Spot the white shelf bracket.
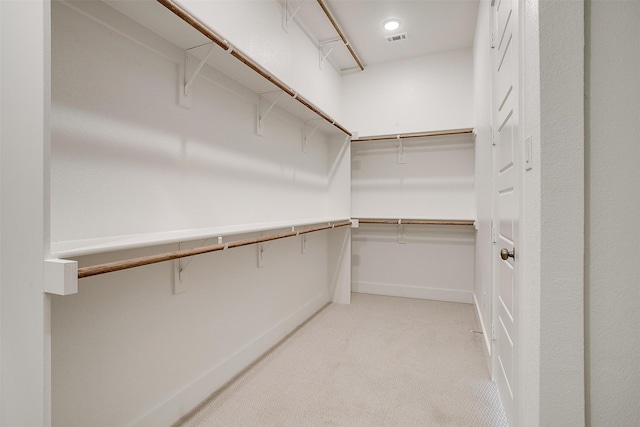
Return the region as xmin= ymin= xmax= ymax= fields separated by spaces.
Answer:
xmin=174 ymin=237 xmax=219 ymax=293
xmin=179 ymin=43 xmax=215 ymax=108
xmin=257 ymin=232 xmax=276 ymax=267
xmin=185 ymin=44 xmax=215 ymax=95
xmin=303 ymin=119 xmax=323 ymax=152
xmin=282 ymin=0 xmax=303 ymax=32
xmin=397 ymin=219 xmax=406 ymax=244
xmin=397 ymin=135 xmax=406 ymax=164
xmin=173 ymin=259 xmax=185 ymax=294
xmin=257 ymin=91 xmax=284 ymax=136
xmin=258 ymin=243 xmax=265 ymax=267
xmin=301 ymin=233 xmax=308 ymax=254
xmin=319 ymin=38 xmax=340 ymax=70
xmin=174 ymin=242 xmax=188 ymax=294
xmin=44 ymin=259 xmax=78 ymax=296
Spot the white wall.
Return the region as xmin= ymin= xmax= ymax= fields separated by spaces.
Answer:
xmin=50 ymin=1 xmax=349 ymax=425
xmin=342 ymin=49 xmax=473 ymax=137
xmin=585 ymin=1 xmax=640 ymax=424
xmin=352 ymin=224 xmax=475 ymax=303
xmin=351 ymin=135 xmax=475 ymax=220
xmin=0 ymin=1 xmax=51 ymax=426
xmin=51 ymin=1 xmax=339 ymax=245
xmin=345 ymin=46 xmax=475 ymax=304
xmin=520 ymin=0 xmax=542 ymax=424
xmin=350 ymin=132 xmax=475 ymax=303
xmin=472 ymin=0 xmax=493 ymax=361
xmin=521 ymin=0 xmax=585 ymax=425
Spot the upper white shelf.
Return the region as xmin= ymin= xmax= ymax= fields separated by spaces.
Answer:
xmin=51 ymin=216 xmax=351 ymax=258
xmin=104 ymin=0 xmax=351 ymax=138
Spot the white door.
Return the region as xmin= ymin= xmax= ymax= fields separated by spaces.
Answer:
xmin=492 ymin=0 xmax=520 ymax=424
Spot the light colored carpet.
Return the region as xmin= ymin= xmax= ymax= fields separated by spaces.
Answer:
xmin=174 ymin=293 xmax=508 ymax=426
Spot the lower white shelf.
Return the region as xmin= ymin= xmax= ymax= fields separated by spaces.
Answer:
xmin=51 ymin=216 xmax=350 ymax=258
xmin=353 ymin=217 xmax=476 ymax=226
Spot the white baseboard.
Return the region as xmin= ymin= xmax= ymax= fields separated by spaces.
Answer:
xmin=352 ymin=281 xmax=473 ymax=304
xmin=472 ymin=293 xmax=492 ymax=374
xmin=133 ymin=291 xmax=330 ymax=426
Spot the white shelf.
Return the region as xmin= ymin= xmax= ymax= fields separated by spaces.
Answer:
xmin=51 ymin=216 xmax=350 ymax=258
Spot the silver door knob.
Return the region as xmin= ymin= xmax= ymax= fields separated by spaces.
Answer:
xmin=500 ymin=248 xmax=515 ymax=260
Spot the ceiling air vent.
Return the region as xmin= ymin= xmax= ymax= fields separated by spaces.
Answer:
xmin=386 ymin=32 xmax=407 ymax=43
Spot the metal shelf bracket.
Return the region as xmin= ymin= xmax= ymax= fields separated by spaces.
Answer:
xmin=319 ymin=38 xmax=341 ymax=70
xmin=257 ymin=230 xmax=277 ymax=267
xmin=282 ymin=0 xmax=304 ymax=33
xmin=397 ymin=219 xmax=406 ymax=244
xmin=179 ymin=43 xmax=215 ymax=108
xmin=397 ymin=135 xmax=406 ymax=164
xmin=258 ymin=243 xmax=264 ymax=267
xmin=257 ymin=91 xmax=284 ymax=136
xmin=303 ymin=119 xmax=323 ymax=152
xmin=174 ymin=237 xmax=220 ymax=293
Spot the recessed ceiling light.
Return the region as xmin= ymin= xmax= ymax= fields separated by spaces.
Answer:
xmin=383 ymin=19 xmax=401 ymax=31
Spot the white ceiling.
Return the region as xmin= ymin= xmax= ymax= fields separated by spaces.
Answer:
xmin=294 ymin=0 xmax=480 ymax=72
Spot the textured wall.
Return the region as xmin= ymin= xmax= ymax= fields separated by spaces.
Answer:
xmin=585 ymin=1 xmax=640 ymax=424
xmin=538 ymin=1 xmax=585 ymax=425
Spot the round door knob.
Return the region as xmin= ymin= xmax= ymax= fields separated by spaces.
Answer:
xmin=500 ymin=248 xmax=515 ymax=260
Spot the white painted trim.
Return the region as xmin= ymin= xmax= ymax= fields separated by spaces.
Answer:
xmin=131 ymin=291 xmax=329 ymax=426
xmin=473 ymin=294 xmax=492 ymax=374
xmin=352 ymin=281 xmax=473 ymax=304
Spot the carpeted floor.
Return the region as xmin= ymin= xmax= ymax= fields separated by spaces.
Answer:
xmin=174 ymin=293 xmax=508 ymax=426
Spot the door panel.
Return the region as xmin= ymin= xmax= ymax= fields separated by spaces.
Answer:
xmin=497 ymin=316 xmax=514 ymax=398
xmin=492 ymin=0 xmax=519 ymax=423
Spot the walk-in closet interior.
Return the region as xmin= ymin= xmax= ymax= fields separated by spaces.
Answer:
xmin=6 ymin=0 xmax=640 ymax=425
xmin=46 ymin=0 xmax=494 ymax=424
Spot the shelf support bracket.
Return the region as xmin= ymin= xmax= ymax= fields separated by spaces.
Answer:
xmin=282 ymin=0 xmax=303 ymax=33
xmin=397 ymin=135 xmax=406 ymax=164
xmin=179 ymin=43 xmax=215 ymax=108
xmin=174 ymin=237 xmax=219 ymax=293
xmin=257 ymin=91 xmax=284 ymax=136
xmin=319 ymin=38 xmax=340 ymax=70
xmin=303 ymin=119 xmax=323 ymax=152
xmin=257 ymin=231 xmax=276 ymax=267
xmin=185 ymin=44 xmax=215 ymax=95
xmin=397 ymin=219 xmax=406 ymax=244
xmin=258 ymin=242 xmax=267 ymax=267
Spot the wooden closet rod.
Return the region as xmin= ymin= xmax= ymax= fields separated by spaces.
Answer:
xmin=156 ymin=0 xmax=352 ymax=137
xmin=77 ymin=220 xmax=352 ymax=279
xmin=316 ymin=0 xmax=365 ymax=71
xmin=357 ymin=218 xmax=475 ymax=226
xmin=351 ymin=128 xmax=474 ymax=143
